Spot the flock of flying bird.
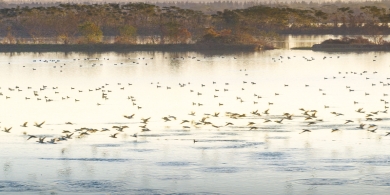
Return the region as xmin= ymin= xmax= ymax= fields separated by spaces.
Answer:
xmin=1 ymin=54 xmax=390 ymax=144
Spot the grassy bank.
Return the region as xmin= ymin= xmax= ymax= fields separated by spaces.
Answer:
xmin=0 ymin=44 xmax=267 ymax=53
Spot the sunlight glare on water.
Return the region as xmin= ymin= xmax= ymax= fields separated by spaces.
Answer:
xmin=0 ymin=49 xmax=390 ymax=194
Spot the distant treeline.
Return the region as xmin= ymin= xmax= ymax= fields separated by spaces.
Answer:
xmin=3 ymin=1 xmax=286 ymax=14
xmin=4 ymin=0 xmax=390 ymax=14
xmin=1 ymin=2 xmax=390 ymax=45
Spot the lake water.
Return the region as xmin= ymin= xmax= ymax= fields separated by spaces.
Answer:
xmin=7 ymin=34 xmax=378 ymax=48
xmin=0 ymin=46 xmax=390 ymax=194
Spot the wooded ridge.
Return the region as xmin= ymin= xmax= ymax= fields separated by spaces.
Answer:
xmin=0 ymin=2 xmax=389 ymax=46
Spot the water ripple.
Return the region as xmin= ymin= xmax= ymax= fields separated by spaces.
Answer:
xmin=319 ymin=165 xmax=356 ymax=171
xmin=294 ymin=178 xmax=357 ymax=185
xmin=54 ymin=180 xmax=126 ymax=193
xmin=156 ymin=161 xmax=193 ymax=167
xmin=92 ymin=144 xmax=122 ymax=147
xmin=254 ymin=152 xmax=288 ymax=160
xmin=200 ymin=167 xmax=240 ymax=173
xmin=0 ymin=181 xmax=46 ymax=192
xmin=359 ymin=174 xmax=390 ymax=186
xmin=39 ymin=158 xmax=132 ymax=162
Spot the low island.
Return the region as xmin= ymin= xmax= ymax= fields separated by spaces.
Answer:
xmin=311 ymin=37 xmax=390 ymax=51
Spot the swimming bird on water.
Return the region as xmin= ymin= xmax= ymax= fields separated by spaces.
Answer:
xmin=113 ymin=126 xmax=128 ymax=132
xmin=20 ymin=122 xmax=28 ymax=127
xmin=247 ymin=122 xmax=255 ymax=126
xmin=284 ymin=114 xmax=293 ymax=120
xmin=142 ymin=128 xmax=151 ymax=132
xmin=181 ymin=120 xmax=190 ymax=124
xmin=367 ymin=128 xmax=377 ymax=133
xmin=168 ymin=115 xmax=177 ymax=120
xmin=331 ymin=112 xmax=343 ymax=116
xmin=110 ymin=133 xmax=119 ymax=138
xmin=345 ymin=120 xmax=354 ymax=124
xmin=65 ymin=133 xmax=74 ymax=139
xmin=101 ymin=128 xmax=109 ymax=132
xmin=2 ymin=127 xmax=12 ymax=133
xmin=356 ymin=108 xmax=365 ymax=113
xmin=47 ymin=138 xmax=56 ymax=144
xmin=300 ymin=129 xmax=311 ymax=134
xmin=203 ymin=121 xmax=212 ymax=125
xmin=34 ymin=121 xmax=45 ymax=128
xmin=79 ymin=131 xmax=90 ymax=136
xmin=354 ymin=122 xmax=364 ymax=128
xmin=225 ymin=122 xmax=233 ymax=126
xmin=124 ymin=114 xmax=135 ymax=119
xmin=27 ymin=135 xmax=37 ymax=140
xmin=141 ymin=118 xmax=151 ymax=124
xmin=36 ymin=137 xmax=46 ymax=143
xmin=274 ymin=119 xmax=284 ymax=124
xmin=368 ymin=124 xmax=377 ymax=129
xmin=371 ymin=111 xmax=379 ymax=115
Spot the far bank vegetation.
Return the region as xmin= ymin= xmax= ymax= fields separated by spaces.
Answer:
xmin=1 ymin=1 xmax=390 ymax=46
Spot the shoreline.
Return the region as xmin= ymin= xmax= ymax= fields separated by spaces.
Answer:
xmin=0 ymin=44 xmax=266 ymax=53
xmin=291 ymin=44 xmax=390 ymax=52
xmin=311 ymin=44 xmax=390 ymax=51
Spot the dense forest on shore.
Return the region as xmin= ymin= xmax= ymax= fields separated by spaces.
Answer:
xmin=1 ymin=1 xmax=390 ymax=46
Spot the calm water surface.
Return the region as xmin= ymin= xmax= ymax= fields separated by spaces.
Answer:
xmin=0 ymin=49 xmax=390 ymax=194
